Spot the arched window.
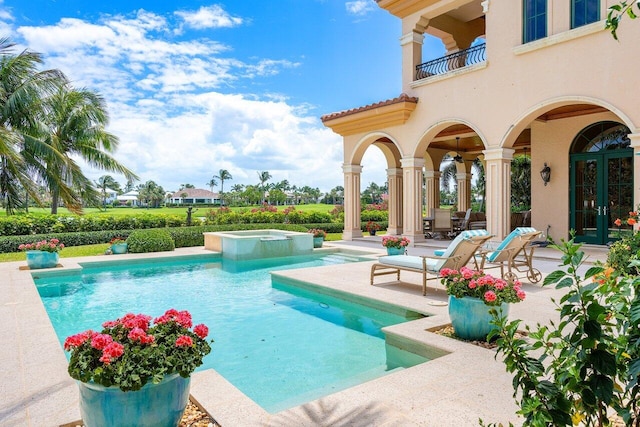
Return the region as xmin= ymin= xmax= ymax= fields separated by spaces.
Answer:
xmin=570 ymin=121 xmax=630 ymax=153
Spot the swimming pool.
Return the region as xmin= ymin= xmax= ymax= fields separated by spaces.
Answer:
xmin=34 ymin=252 xmax=428 ymax=413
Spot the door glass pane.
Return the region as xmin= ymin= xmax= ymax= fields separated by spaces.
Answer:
xmin=607 ymin=156 xmax=634 ymax=240
xmin=574 ymin=159 xmax=598 ymax=238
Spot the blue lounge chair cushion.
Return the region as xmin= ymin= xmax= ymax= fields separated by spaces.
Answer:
xmin=432 ymin=229 xmax=489 ymax=260
xmin=485 ymin=227 xmax=537 ymax=262
xmin=378 ymin=255 xmax=439 ymax=272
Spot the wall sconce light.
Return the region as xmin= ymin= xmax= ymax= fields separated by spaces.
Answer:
xmin=540 ymin=163 xmax=551 ymax=186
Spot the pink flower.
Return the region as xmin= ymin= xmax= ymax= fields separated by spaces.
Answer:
xmin=516 ymin=289 xmax=526 ymax=300
xmin=468 ymin=280 xmax=477 ymax=289
xmin=484 ymin=291 xmax=497 ymax=303
xmin=128 ymin=327 xmax=146 ymax=341
xmin=18 ymin=244 xmax=25 ymax=250
xmin=102 ymin=320 xmax=120 ymax=329
xmin=64 ymin=330 xmax=94 ymax=350
xmin=100 ymin=342 xmax=124 ymax=364
xmin=194 ymin=324 xmax=209 ymax=339
xmin=176 ymin=335 xmax=193 ymax=347
xmin=91 ymin=333 xmax=114 ymax=350
xmin=494 ymin=279 xmax=506 ymax=290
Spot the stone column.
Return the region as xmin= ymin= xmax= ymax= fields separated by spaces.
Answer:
xmin=629 ymin=133 xmax=640 ymax=210
xmin=456 ymin=172 xmax=472 ymax=211
xmin=342 ymin=164 xmax=363 ymax=240
xmin=483 ymin=148 xmax=514 ymax=239
xmin=401 ymin=157 xmax=426 ymax=244
xmin=400 ymin=31 xmax=424 ymax=87
xmin=424 ymin=170 xmax=441 ymax=217
xmin=386 ymin=168 xmax=403 ymax=235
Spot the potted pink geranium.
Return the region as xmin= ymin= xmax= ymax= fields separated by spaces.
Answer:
xmin=440 ymin=267 xmax=526 ymax=341
xmin=381 ymin=235 xmax=410 ymax=255
xmin=19 ymin=238 xmax=64 ymax=269
xmin=64 ymin=309 xmax=212 ymax=427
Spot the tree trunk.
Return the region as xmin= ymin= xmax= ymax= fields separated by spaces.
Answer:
xmin=51 ymin=191 xmax=59 ymax=214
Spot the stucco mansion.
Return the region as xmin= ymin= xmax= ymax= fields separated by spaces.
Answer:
xmin=322 ymin=0 xmax=639 ymax=246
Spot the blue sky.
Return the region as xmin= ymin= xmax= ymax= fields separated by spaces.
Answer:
xmin=2 ymin=0 xmax=443 ymax=194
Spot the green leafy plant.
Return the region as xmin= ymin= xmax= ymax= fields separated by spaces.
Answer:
xmin=126 ymin=229 xmax=175 ymax=253
xmin=65 ymin=309 xmax=212 ymax=391
xmin=440 ymin=267 xmax=526 ymax=306
xmin=607 ymin=1 xmax=640 ymax=40
xmin=366 ymin=221 xmax=381 ymax=232
xmin=488 ymin=236 xmax=640 ymax=426
xmin=606 ymin=231 xmax=640 ymax=275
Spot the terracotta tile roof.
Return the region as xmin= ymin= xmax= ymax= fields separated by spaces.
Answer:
xmin=320 ymin=93 xmax=419 ymax=122
xmin=170 ymin=188 xmax=219 ymax=198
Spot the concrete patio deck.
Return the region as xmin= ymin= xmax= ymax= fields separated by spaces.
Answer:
xmin=0 ymin=239 xmax=609 ymax=426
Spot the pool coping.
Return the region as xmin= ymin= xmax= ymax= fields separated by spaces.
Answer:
xmin=2 ymin=243 xmax=603 ymax=426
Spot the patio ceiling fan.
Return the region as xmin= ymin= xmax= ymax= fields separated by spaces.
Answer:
xmin=444 ymin=137 xmax=465 ymax=163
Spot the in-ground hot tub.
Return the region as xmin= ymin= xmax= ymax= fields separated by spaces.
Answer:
xmin=203 ymin=229 xmax=314 ymax=260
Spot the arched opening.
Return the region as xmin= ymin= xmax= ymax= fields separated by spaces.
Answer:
xmin=569 ymin=121 xmax=632 ymax=244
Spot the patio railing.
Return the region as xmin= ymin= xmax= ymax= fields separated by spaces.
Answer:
xmin=415 ymin=43 xmax=486 ymax=80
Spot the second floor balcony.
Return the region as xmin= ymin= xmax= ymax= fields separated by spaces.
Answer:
xmin=415 ymin=43 xmax=486 ymax=81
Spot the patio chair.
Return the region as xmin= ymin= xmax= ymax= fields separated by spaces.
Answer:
xmin=370 ymin=230 xmax=492 ymax=296
xmin=476 ymin=227 xmax=542 ymax=283
xmin=431 ymin=208 xmax=453 ymax=239
xmin=451 ymin=208 xmax=472 ymax=237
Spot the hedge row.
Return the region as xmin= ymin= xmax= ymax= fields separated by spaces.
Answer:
xmin=0 ymin=213 xmax=186 ymax=236
xmin=0 ymin=223 xmax=310 ymax=253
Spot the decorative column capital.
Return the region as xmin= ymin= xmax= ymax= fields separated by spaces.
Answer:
xmin=424 ymin=170 xmax=441 ymax=179
xmin=400 ymin=31 xmax=424 ymax=46
xmin=483 ymin=147 xmax=515 ymax=161
xmin=400 ymin=157 xmax=425 ymax=168
xmin=342 ymin=164 xmax=363 ymax=174
xmin=386 ymin=168 xmax=403 ymax=177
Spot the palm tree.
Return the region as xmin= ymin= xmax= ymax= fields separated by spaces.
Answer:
xmin=0 ymin=37 xmax=67 ymax=214
xmin=35 ymin=84 xmax=138 ymax=214
xmin=95 ymin=175 xmax=120 ymax=209
xmin=206 ymin=177 xmax=217 ymax=193
xmin=257 ymin=171 xmax=271 ymax=203
xmin=213 ymin=169 xmax=232 ymax=206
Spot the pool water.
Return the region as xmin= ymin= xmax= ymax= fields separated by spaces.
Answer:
xmin=34 ymin=253 xmax=428 ymax=413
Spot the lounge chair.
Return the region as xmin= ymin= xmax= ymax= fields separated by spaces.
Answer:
xmin=476 ymin=227 xmax=542 ymax=283
xmin=370 ymin=230 xmax=492 ymax=295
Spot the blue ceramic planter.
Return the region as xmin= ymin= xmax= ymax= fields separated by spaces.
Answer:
xmin=111 ymin=243 xmax=128 ymax=254
xmin=386 ymin=246 xmax=405 ymax=256
xmin=79 ymin=374 xmax=190 ymax=427
xmin=313 ymin=237 xmax=324 ymax=248
xmin=25 ymin=250 xmax=59 ymax=269
xmin=448 ymin=296 xmax=509 ymax=341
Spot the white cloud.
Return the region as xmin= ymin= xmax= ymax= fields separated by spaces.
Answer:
xmin=175 ymin=5 xmax=243 ymax=30
xmin=13 ymin=6 xmax=346 ymax=193
xmin=345 ymin=0 xmax=376 ymax=16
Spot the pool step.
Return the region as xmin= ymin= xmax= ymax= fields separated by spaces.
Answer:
xmin=321 ymin=254 xmax=363 ymax=264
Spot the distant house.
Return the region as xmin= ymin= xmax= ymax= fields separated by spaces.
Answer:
xmin=117 ymin=190 xmax=141 ymax=207
xmin=169 ymin=188 xmax=220 ymax=205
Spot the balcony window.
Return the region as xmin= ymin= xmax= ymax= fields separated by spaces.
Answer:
xmin=523 ymin=0 xmax=547 ymax=43
xmin=572 ymin=0 xmax=600 ymax=29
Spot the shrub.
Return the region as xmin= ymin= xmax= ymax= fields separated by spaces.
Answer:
xmin=126 ymin=229 xmax=175 ymax=253
xmin=360 ymin=210 xmax=388 ymax=222
xmin=607 ymin=232 xmax=640 ymax=275
xmin=488 ymin=237 xmax=640 ymax=426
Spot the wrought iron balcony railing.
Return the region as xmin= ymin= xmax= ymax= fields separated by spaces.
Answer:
xmin=415 ymin=43 xmax=486 ymax=80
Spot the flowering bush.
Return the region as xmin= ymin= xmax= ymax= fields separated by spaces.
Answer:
xmin=440 ymin=267 xmax=526 ymax=306
xmin=366 ymin=221 xmax=381 ymax=232
xmin=110 ymin=237 xmax=126 ymax=245
xmin=614 ymin=210 xmax=639 ymax=228
xmin=308 ymin=228 xmax=327 ymax=238
xmin=18 ymin=238 xmax=64 ymax=253
xmin=381 ymin=235 xmax=410 ymax=249
xmin=65 ymin=309 xmax=212 ymax=391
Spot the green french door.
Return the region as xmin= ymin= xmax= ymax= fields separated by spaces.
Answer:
xmin=570 ymin=150 xmax=633 ymax=244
